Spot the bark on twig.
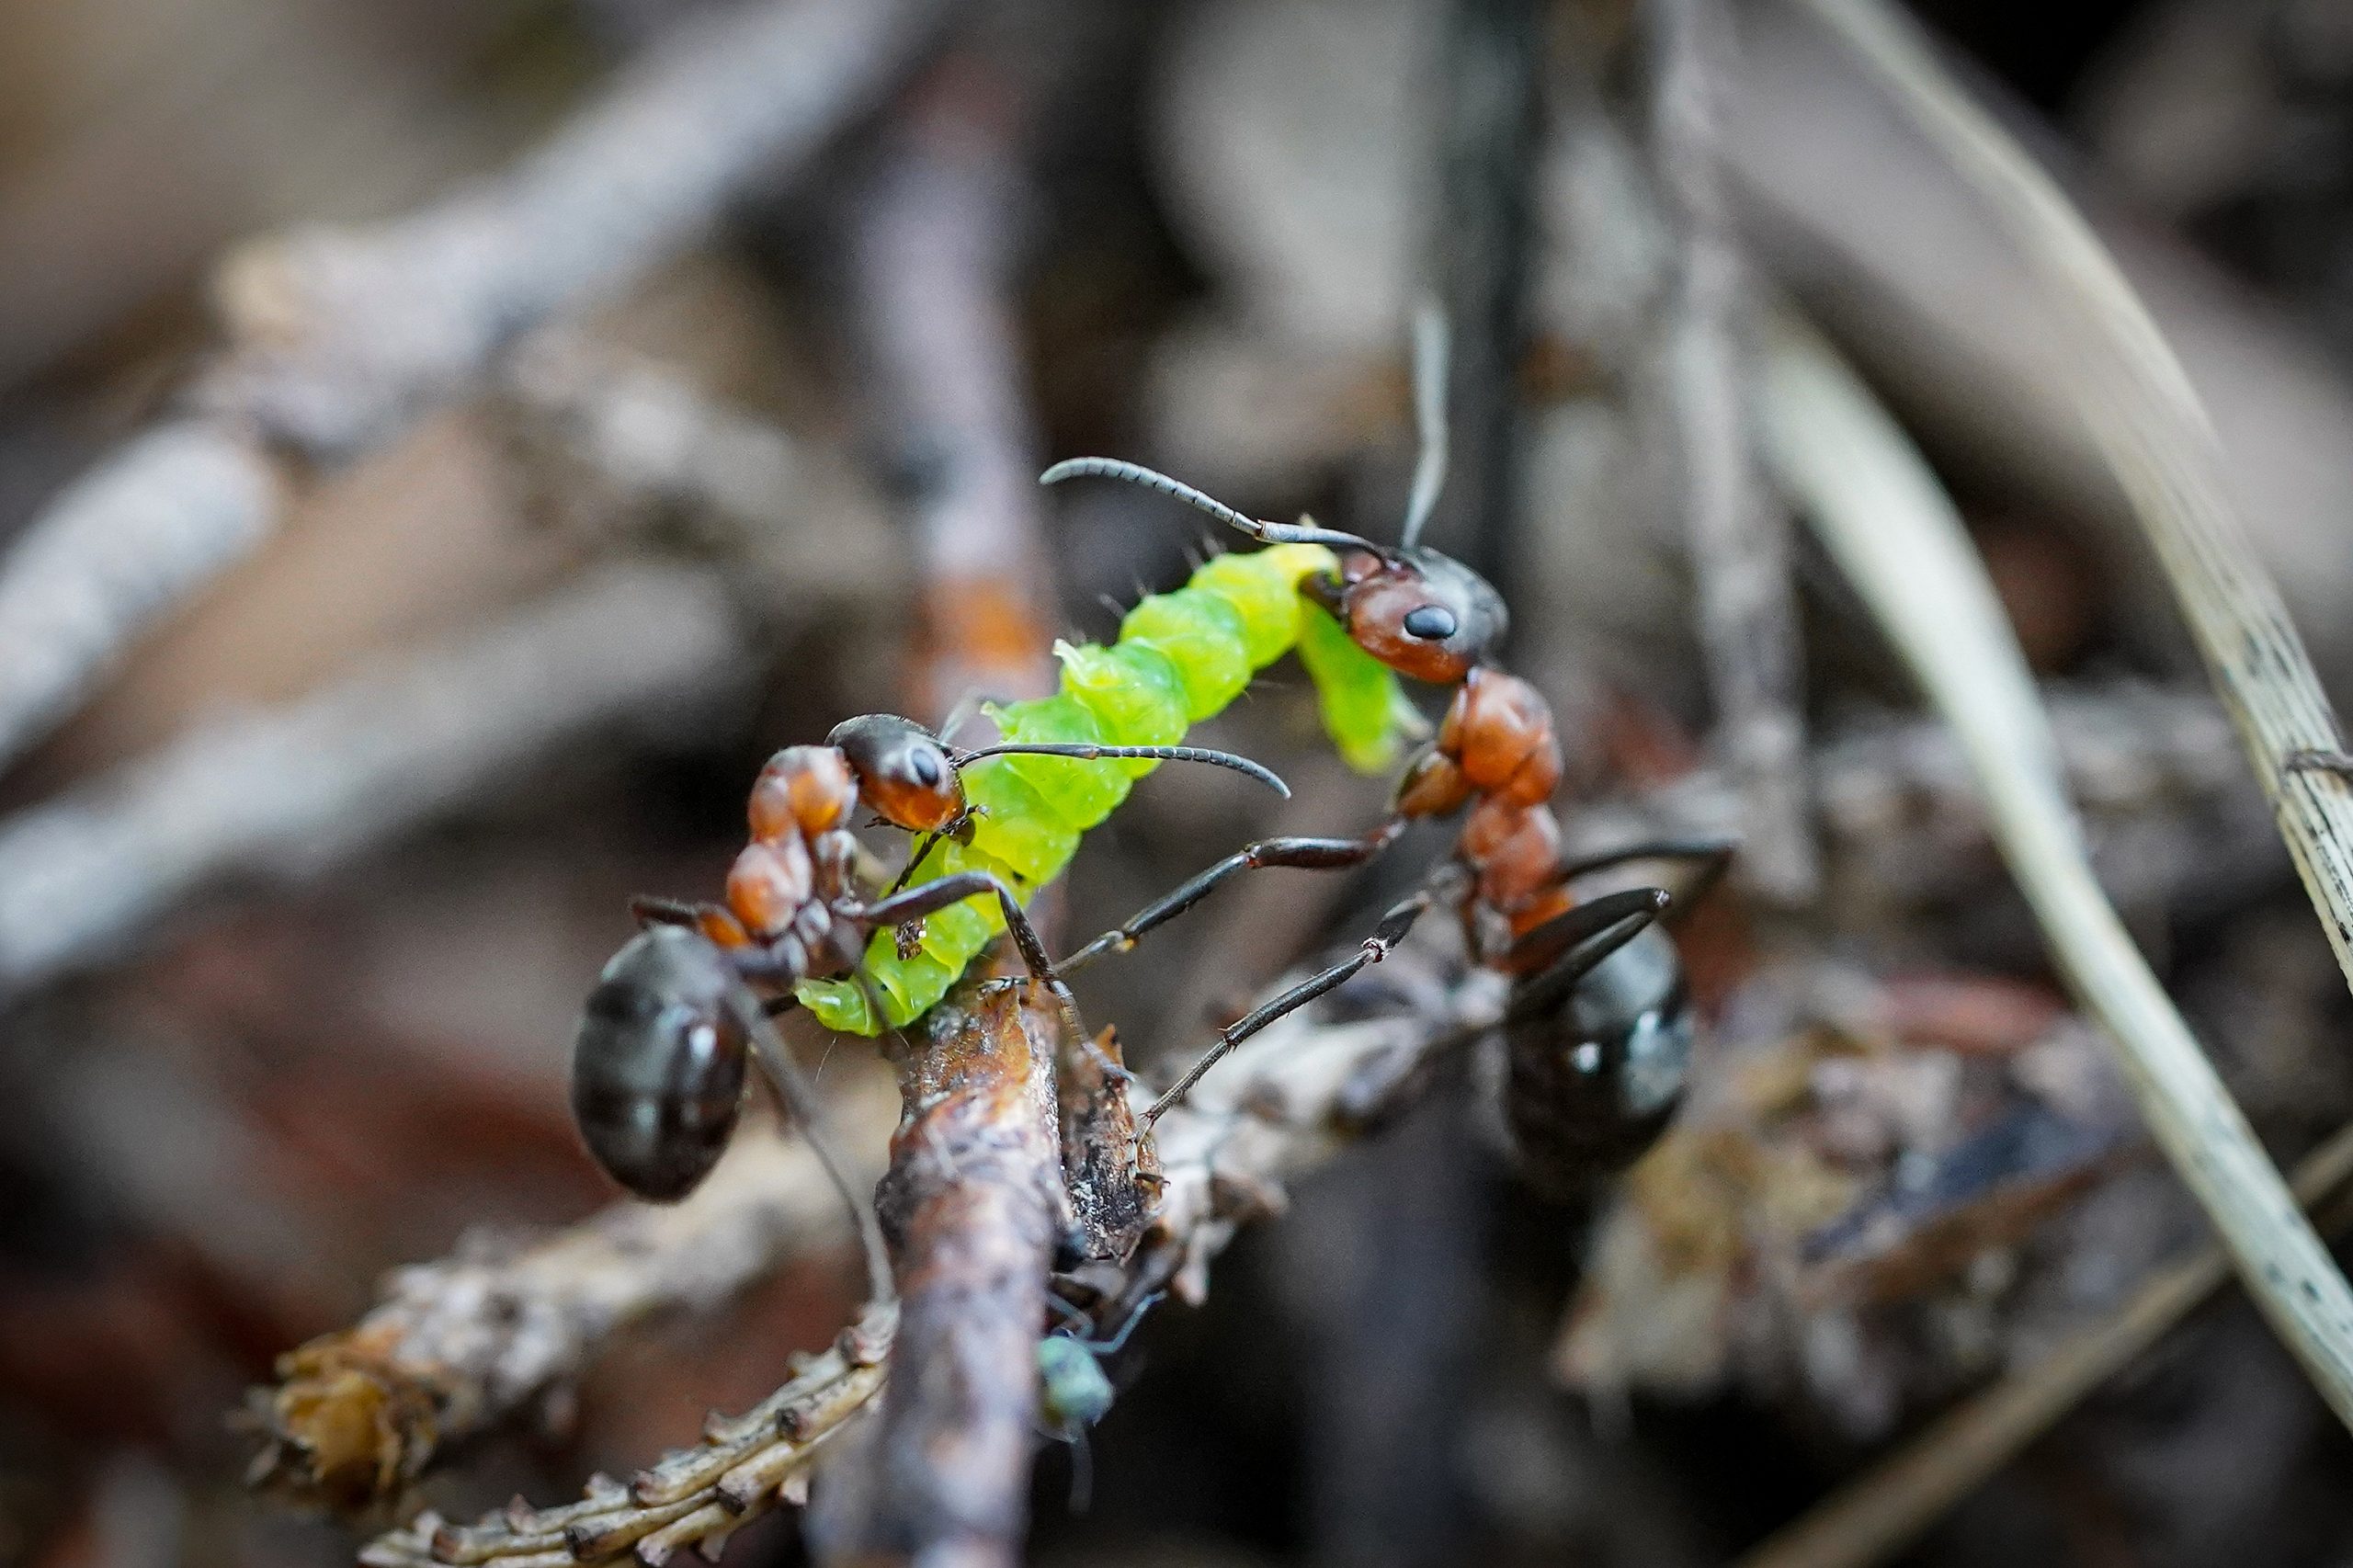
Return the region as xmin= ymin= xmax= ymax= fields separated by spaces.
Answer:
xmin=0 ymin=0 xmax=943 ymax=773
xmin=0 ymin=563 xmax=741 ymax=1003
xmin=249 ymin=1082 xmax=895 ymax=1514
xmin=835 ymin=987 xmax=1066 ymax=1568
xmin=1758 ymin=316 xmax=2353 ymax=1431
xmin=1644 ymin=0 xmax=1816 ymax=903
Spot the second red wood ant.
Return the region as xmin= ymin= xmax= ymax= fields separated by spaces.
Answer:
xmin=1042 ymin=311 xmax=1734 ymax=1191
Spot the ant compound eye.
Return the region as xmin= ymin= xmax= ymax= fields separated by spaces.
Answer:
xmin=1403 ymin=604 xmax=1459 ymax=642
xmin=909 ymin=746 xmax=944 ymax=789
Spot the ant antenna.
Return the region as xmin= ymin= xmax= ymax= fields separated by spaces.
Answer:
xmin=731 ymin=995 xmax=894 ymax=1304
xmin=1041 ymin=458 xmax=1391 ymax=559
xmin=951 ymin=743 xmax=1290 ymax=799
xmin=1400 ymin=301 xmax=1450 ymax=550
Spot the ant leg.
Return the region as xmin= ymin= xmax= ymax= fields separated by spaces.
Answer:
xmin=850 ymin=872 xmax=1083 ymax=1041
xmin=1555 ymin=835 xmax=1737 ymax=922
xmin=630 ymin=895 xmax=712 ymax=929
xmin=718 ymin=986 xmax=893 ymax=1303
xmin=1501 ymin=889 xmax=1673 ymax=1027
xmin=1059 ymin=822 xmax=1406 ymax=975
xmin=1142 ymin=889 xmax=1434 ymax=1126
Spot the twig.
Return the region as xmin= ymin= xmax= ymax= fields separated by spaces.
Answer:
xmin=843 ymin=63 xmax=1057 ymax=718
xmin=358 ymin=1305 xmax=897 ymax=1568
xmin=0 ymin=562 xmax=742 ymax=1002
xmin=1644 ymin=0 xmax=1816 ymax=903
xmin=1736 ymin=1120 xmax=2353 ymax=1568
xmin=248 ymin=1075 xmax=895 ymax=1514
xmin=826 ymin=985 xmax=1066 ymax=1567
xmin=817 ymin=68 xmax=1065 ymax=1568
xmin=1425 ymin=0 xmax=1545 ymax=587
xmin=350 ymin=940 xmax=1482 ymax=1566
xmin=0 ymin=0 xmax=943 ymax=773
xmin=1756 ymin=317 xmax=2353 ymax=1426
xmin=498 ymin=335 xmax=897 ymax=613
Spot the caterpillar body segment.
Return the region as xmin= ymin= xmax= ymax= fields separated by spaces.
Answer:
xmin=796 ymin=542 xmax=1415 ymax=1034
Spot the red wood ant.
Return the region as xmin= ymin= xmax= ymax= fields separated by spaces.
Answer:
xmin=1042 ymin=311 xmax=1733 ymax=1192
xmin=572 ymin=713 xmax=1286 ymax=1202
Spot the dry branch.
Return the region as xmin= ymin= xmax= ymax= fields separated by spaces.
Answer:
xmin=0 ymin=0 xmax=943 ymax=773
xmin=820 ymin=70 xmax=1065 ymax=1568
xmin=1790 ymin=0 xmax=2353 ymax=1292
xmin=1644 ymin=0 xmax=1815 ymax=903
xmin=358 ymin=1305 xmax=897 ymax=1568
xmin=350 ymin=943 xmax=1483 ymax=1567
xmin=1757 ymin=317 xmax=2353 ymax=1427
xmin=250 ymin=1079 xmax=896 ymax=1515
xmin=0 ymin=562 xmax=741 ymax=1002
xmin=835 ymin=987 xmax=1067 ymax=1568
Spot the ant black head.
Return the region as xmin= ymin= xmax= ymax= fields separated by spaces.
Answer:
xmin=828 ymin=713 xmax=965 ymax=835
xmin=572 ymin=926 xmax=751 ymax=1202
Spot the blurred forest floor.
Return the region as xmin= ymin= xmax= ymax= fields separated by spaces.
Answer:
xmin=8 ymin=1 xmax=2353 ymax=1566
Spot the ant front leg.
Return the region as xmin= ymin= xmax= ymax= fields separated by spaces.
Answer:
xmin=1058 ymin=821 xmax=1407 ymax=975
xmin=1143 ymin=886 xmax=1435 ymax=1126
xmin=850 ymin=872 xmax=1084 ymax=1044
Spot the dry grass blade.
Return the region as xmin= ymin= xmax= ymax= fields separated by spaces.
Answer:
xmin=1737 ymin=1121 xmax=2353 ymax=1568
xmin=1756 ymin=319 xmax=2353 ymax=1426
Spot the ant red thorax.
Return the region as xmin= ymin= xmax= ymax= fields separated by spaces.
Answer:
xmin=1302 ymin=544 xmax=1508 ymax=686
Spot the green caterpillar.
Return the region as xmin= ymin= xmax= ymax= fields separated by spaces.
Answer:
xmin=796 ymin=542 xmax=1416 ymax=1034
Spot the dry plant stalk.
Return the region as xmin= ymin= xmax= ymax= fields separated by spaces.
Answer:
xmin=0 ymin=563 xmax=740 ymax=1001
xmin=1737 ymin=1121 xmax=2353 ymax=1568
xmin=359 ymin=1307 xmax=897 ymax=1568
xmin=247 ymin=1075 xmax=895 ymax=1515
xmin=1792 ymin=0 xmax=2353 ymax=1405
xmin=0 ymin=0 xmax=942 ymax=772
xmin=1757 ymin=319 xmax=2353 ymax=1426
xmin=1645 ymin=0 xmax=1816 ymax=903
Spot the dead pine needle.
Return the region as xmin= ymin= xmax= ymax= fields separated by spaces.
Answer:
xmin=1756 ymin=317 xmax=2353 ymax=1431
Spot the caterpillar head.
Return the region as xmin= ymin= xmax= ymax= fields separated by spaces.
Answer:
xmin=828 ymin=713 xmax=967 ymax=834
xmin=1303 ymin=545 xmax=1506 ymax=684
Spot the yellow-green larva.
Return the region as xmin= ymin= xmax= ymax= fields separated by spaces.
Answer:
xmin=796 ymin=542 xmax=1415 ymax=1034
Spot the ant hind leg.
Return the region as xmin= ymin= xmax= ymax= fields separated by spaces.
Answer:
xmin=1142 ymin=887 xmax=1435 ymax=1126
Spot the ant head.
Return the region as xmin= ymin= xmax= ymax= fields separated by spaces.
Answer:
xmin=828 ymin=714 xmax=965 ymax=834
xmin=571 ymin=927 xmax=750 ymax=1202
xmin=1304 ymin=544 xmax=1506 ymax=684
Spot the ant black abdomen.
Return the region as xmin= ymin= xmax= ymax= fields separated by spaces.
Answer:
xmin=571 ymin=927 xmax=752 ymax=1202
xmin=1503 ymin=924 xmax=1695 ymax=1197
